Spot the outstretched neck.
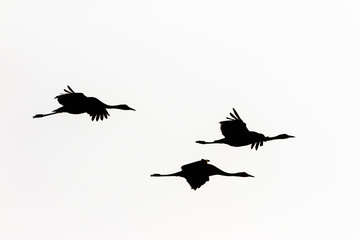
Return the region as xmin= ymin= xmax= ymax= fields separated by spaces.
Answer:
xmin=105 ymin=104 xmax=127 ymax=109
xmin=217 ymin=170 xmax=233 ymax=176
xmin=214 ymin=170 xmax=240 ymax=177
xmin=207 ymin=167 xmax=237 ymax=177
xmin=215 ymin=171 xmax=254 ymax=177
xmin=265 ymin=134 xmax=294 ymax=141
xmin=265 ymin=135 xmax=282 ymax=141
xmin=105 ymin=104 xmax=135 ymax=111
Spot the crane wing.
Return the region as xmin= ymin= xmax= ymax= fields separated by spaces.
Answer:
xmin=55 ymin=92 xmax=87 ymax=106
xmin=55 ymin=86 xmax=87 ymax=106
xmin=85 ymin=97 xmax=110 ymax=121
xmin=220 ymin=108 xmax=249 ymax=138
xmin=181 ymin=159 xmax=208 ymax=171
xmin=53 ymin=86 xmax=109 ymax=121
xmin=181 ymin=160 xmax=210 ymax=190
xmin=185 ymin=175 xmax=209 ymax=190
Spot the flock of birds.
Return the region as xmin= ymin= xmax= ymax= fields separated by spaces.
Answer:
xmin=34 ymin=86 xmax=294 ymax=190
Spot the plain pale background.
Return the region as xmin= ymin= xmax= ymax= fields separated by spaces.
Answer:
xmin=1 ymin=0 xmax=359 ymax=239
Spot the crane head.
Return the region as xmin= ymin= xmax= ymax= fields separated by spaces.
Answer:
xmin=278 ymin=134 xmax=295 ymax=139
xmin=115 ymin=104 xmax=136 ymax=111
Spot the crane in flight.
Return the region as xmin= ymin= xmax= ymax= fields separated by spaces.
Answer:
xmin=151 ymin=159 xmax=254 ymax=190
xmin=33 ymin=86 xmax=135 ymax=121
xmin=196 ymin=108 xmax=294 ymax=150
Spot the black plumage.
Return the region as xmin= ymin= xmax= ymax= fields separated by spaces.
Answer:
xmin=33 ymin=86 xmax=135 ymax=121
xmin=151 ymin=159 xmax=254 ymax=190
xmin=196 ymin=108 xmax=294 ymax=150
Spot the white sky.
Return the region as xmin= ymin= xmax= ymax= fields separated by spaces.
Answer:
xmin=1 ymin=0 xmax=360 ymax=239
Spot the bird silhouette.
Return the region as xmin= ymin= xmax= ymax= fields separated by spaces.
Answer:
xmin=151 ymin=159 xmax=254 ymax=190
xmin=33 ymin=86 xmax=135 ymax=121
xmin=196 ymin=108 xmax=294 ymax=150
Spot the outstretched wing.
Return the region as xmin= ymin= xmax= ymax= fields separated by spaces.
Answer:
xmin=220 ymin=108 xmax=249 ymax=138
xmin=85 ymin=97 xmax=110 ymax=121
xmin=55 ymin=86 xmax=87 ymax=106
xmin=181 ymin=160 xmax=210 ymax=190
xmin=250 ymin=139 xmax=264 ymax=150
xmin=185 ymin=175 xmax=209 ymax=190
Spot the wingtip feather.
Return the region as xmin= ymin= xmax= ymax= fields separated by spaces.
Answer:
xmin=233 ymin=108 xmax=240 ymax=119
xmin=67 ymin=86 xmax=75 ymax=93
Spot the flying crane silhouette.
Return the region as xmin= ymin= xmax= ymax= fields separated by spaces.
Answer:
xmin=151 ymin=159 xmax=254 ymax=190
xmin=196 ymin=108 xmax=294 ymax=150
xmin=33 ymin=86 xmax=135 ymax=121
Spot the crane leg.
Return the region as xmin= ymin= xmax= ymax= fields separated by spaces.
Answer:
xmin=33 ymin=112 xmax=59 ymax=118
